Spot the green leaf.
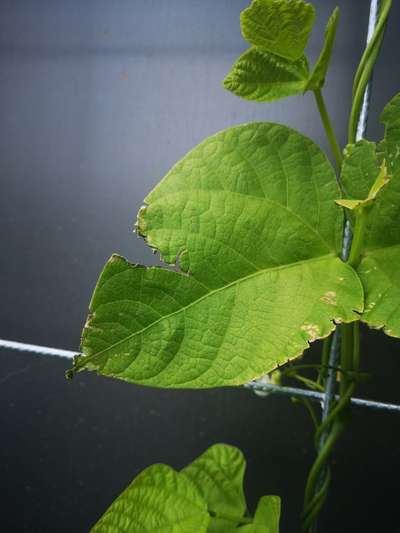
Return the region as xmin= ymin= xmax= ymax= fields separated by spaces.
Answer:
xmin=345 ymin=94 xmax=400 ymax=337
xmin=336 ymin=161 xmax=389 ymax=211
xmin=223 ymin=47 xmax=309 ymax=102
xmin=71 ymin=122 xmax=363 ymax=388
xmin=91 ymin=464 xmax=209 ymax=533
xmin=369 ymin=163 xmax=390 ymax=198
xmin=305 ymin=7 xmax=340 ymax=91
xmin=241 ymin=0 xmax=316 ymax=61
xmin=182 ymin=444 xmax=246 ymax=531
xmin=340 ymin=140 xmax=380 ymax=200
xmin=238 ymin=496 xmax=280 ymax=532
xmin=253 ymin=496 xmax=280 ymax=532
xmin=90 ymin=445 xmax=281 ymax=532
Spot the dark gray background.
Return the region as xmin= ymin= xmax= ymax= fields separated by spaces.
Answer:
xmin=1 ymin=1 xmax=399 ymax=531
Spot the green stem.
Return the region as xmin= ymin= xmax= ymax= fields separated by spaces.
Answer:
xmin=287 ymin=372 xmax=325 ymax=392
xmin=347 ymin=207 xmax=368 ymax=268
xmin=303 ymin=418 xmax=345 ymax=517
xmin=352 ymin=0 xmax=391 ymax=97
xmin=314 ymin=89 xmax=343 ymax=169
xmin=314 ymin=382 xmax=355 ymax=446
xmin=348 ymin=0 xmax=392 ymax=143
xmin=302 ymin=470 xmax=331 ymax=530
xmin=302 ymin=4 xmax=393 ymax=530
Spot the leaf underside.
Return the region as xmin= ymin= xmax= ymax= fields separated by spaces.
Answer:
xmin=182 ymin=444 xmax=246 ymax=531
xmin=91 ymin=464 xmax=209 ymax=533
xmin=240 ymin=0 xmax=316 ymax=61
xmin=341 ymin=94 xmax=400 ymax=337
xmin=223 ymin=48 xmax=309 ymax=102
xmin=91 ymin=444 xmax=281 ymax=532
xmin=238 ymin=496 xmax=281 ymax=533
xmin=72 ymin=122 xmax=363 ymax=388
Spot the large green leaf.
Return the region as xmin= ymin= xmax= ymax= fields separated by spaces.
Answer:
xmin=182 ymin=444 xmax=246 ymax=531
xmin=223 ymin=48 xmax=309 ymax=102
xmin=305 ymin=7 xmax=340 ymax=91
xmin=341 ymin=94 xmax=400 ymax=337
xmin=240 ymin=0 xmax=316 ymax=61
xmin=91 ymin=464 xmax=209 ymax=533
xmin=238 ymin=496 xmax=281 ymax=532
xmin=71 ymin=122 xmax=363 ymax=388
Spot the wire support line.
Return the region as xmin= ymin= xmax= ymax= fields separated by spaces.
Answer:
xmin=0 ymin=338 xmax=77 ymax=359
xmin=317 ymin=0 xmax=381 ymax=451
xmin=245 ymin=382 xmax=400 ymax=414
xmin=356 ymin=0 xmax=380 ymax=143
xmin=1 ymin=337 xmax=399 ymax=414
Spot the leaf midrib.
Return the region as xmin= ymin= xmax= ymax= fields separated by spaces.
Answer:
xmin=78 ymin=253 xmax=337 ymax=368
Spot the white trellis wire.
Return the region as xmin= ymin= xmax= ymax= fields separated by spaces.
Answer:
xmin=1 ymin=337 xmax=400 ymax=413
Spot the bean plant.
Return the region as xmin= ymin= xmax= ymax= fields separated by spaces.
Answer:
xmin=68 ymin=0 xmax=398 ymax=530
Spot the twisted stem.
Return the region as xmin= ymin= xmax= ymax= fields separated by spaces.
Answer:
xmin=300 ymin=3 xmax=392 ymax=529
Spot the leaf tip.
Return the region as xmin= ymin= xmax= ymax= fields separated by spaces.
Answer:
xmin=109 ymin=253 xmax=127 ymax=265
xmin=66 ymin=353 xmax=84 ymax=380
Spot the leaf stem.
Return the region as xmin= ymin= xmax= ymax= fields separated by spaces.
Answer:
xmin=347 ymin=207 xmax=369 ymax=268
xmin=313 ymin=89 xmax=343 ymax=169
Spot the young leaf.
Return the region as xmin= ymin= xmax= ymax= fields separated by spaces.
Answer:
xmin=336 ymin=162 xmax=389 ymax=210
xmin=182 ymin=444 xmax=246 ymax=530
xmin=91 ymin=445 xmax=281 ymax=532
xmin=240 ymin=0 xmax=316 ymax=61
xmin=253 ymin=496 xmax=280 ymax=532
xmin=340 ymin=140 xmax=380 ymax=200
xmin=368 ymin=163 xmax=390 ymax=198
xmin=223 ymin=47 xmax=309 ymax=102
xmin=238 ymin=496 xmax=281 ymax=532
xmin=91 ymin=464 xmax=209 ymax=532
xmin=346 ymin=94 xmax=400 ymax=336
xmin=305 ymin=7 xmax=340 ymax=91
xmin=71 ymin=123 xmax=363 ymax=388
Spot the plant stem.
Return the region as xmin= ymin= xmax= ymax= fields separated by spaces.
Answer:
xmin=313 ymin=89 xmax=343 ymax=169
xmin=348 ymin=0 xmax=392 ymax=143
xmin=286 ymin=372 xmax=325 ymax=392
xmin=301 ymin=3 xmax=393 ymax=530
xmin=302 ymin=418 xmax=345 ymax=529
xmin=348 ymin=208 xmax=368 ymax=268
